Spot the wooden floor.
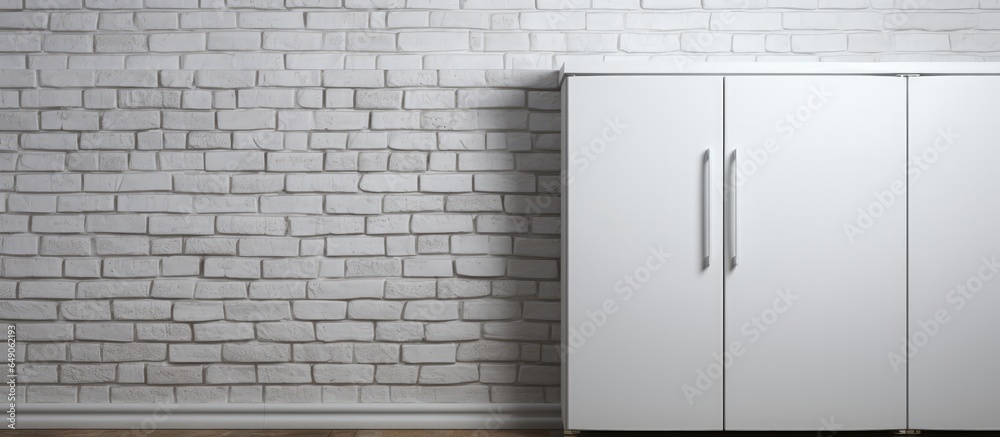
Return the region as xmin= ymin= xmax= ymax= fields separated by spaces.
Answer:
xmin=4 ymin=431 xmax=562 ymax=437
xmin=2 ymin=431 xmax=972 ymax=436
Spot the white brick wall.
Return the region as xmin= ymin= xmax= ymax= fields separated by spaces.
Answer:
xmin=2 ymin=0 xmax=998 ymax=405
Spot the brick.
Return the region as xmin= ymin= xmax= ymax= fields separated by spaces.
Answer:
xmin=259 ymin=70 xmax=321 ymax=87
xmin=286 ymin=53 xmax=344 ymax=69
xmin=113 ymin=300 xmax=171 ymax=320
xmin=185 ymin=238 xmax=236 ymax=256
xmin=257 ymin=322 xmax=316 ymax=342
xmin=217 ymin=216 xmax=287 ymax=236
xmin=207 ymin=31 xmax=261 ymax=50
xmin=315 ymin=111 xmax=370 ymax=130
xmin=456 ymin=258 xmax=507 ymax=280
xmin=232 ymin=175 xmax=284 ymax=193
xmin=327 ymin=237 xmax=385 ymax=256
xmin=293 ymin=343 xmax=353 ymax=362
xmin=174 ymin=301 xmax=223 ymax=322
xmin=376 ymin=364 xmax=418 ymax=384
xmin=313 ymin=364 xmax=374 ymax=383
xmin=0 ymin=235 xmax=38 ymax=255
xmin=324 ymin=70 xmax=384 ymax=88
xmin=50 ymin=12 xmax=99 ymax=31
xmin=403 ymin=90 xmax=454 ymax=110
xmin=175 ymin=385 xmax=227 ymax=402
xmin=150 ymin=33 xmax=205 ymax=52
xmin=376 ymin=321 xmax=424 ymax=342
xmin=95 ymin=34 xmax=147 ymax=53
xmin=78 ymin=281 xmax=149 ymax=299
xmin=263 ymin=258 xmax=319 ymax=279
xmin=163 ymin=111 xmax=213 ymax=129
xmin=354 ymin=344 xmax=399 ymax=364
xmin=148 ymin=365 xmax=202 ymax=384
xmin=223 ymin=343 xmax=290 ymax=362
xmin=288 ymin=173 xmax=359 ymax=193
xmin=263 ymin=31 xmax=323 ymax=51
xmin=420 ymin=174 xmax=471 ymax=193
xmin=249 ymin=281 xmax=306 ymax=299
xmin=3 ymin=258 xmax=62 ymax=278
xmin=480 ymin=363 xmax=517 ymax=384
xmin=20 ymin=132 xmax=76 ymax=151
xmin=15 ymin=323 xmax=71 ymax=342
xmin=239 ymin=238 xmax=299 ymax=257
xmin=84 ymin=173 xmax=171 ymax=192
xmin=462 ymin=300 xmax=520 ymax=320
xmin=403 ymin=259 xmax=453 ymax=277
xmin=61 ymin=364 xmax=116 ymax=384
xmin=345 ymin=258 xmax=401 ymax=277
xmin=205 ymin=258 xmax=261 ymax=279
xmin=456 ymin=340 xmax=519 ymax=361
xmin=0 ymin=34 xmax=41 ymax=52
xmin=76 ymin=323 xmax=133 ymax=342
xmin=0 ymin=111 xmax=38 ymax=130
xmin=194 ymin=322 xmax=253 ymax=342
xmin=103 ymin=258 xmax=159 ymax=278
xmin=402 ymin=344 xmax=456 ymax=364
xmin=205 ymin=365 xmax=256 ymax=384
xmin=348 ymin=300 xmax=403 ymax=320
xmin=20 ymin=364 xmax=58 ymax=384
xmin=266 ymin=386 xmax=320 ymax=403
xmin=420 ymin=363 xmax=478 ymax=384
xmin=102 ymin=343 xmax=167 ymax=362
xmin=151 ymin=280 xmax=194 ymax=298
xmin=169 ymin=344 xmax=221 ymax=363
xmin=426 ymin=321 xmax=480 ymax=341
xmin=404 ymin=301 xmax=459 ymax=321
xmin=289 ymin=216 xmax=364 ymax=236
xmin=111 ymin=386 xmax=173 ymax=403
xmin=239 ymin=12 xmax=304 ymax=29
xmin=258 ymin=363 xmax=312 ymax=383
xmin=473 ymin=173 xmax=535 ymax=193
xmin=384 ymin=196 xmax=443 ymax=213
xmin=69 ymin=343 xmax=101 ymax=362
xmin=102 ymin=111 xmax=160 ymax=130
xmin=149 ymin=215 xmax=214 ymax=235
xmin=306 ymin=12 xmax=368 ymax=29
xmin=411 ymin=214 xmax=473 ymax=233
xmin=180 ymin=11 xmax=236 ymax=29
xmin=218 ymin=110 xmax=276 ymax=130
xmin=25 ymin=385 xmax=74 ymax=403
xmin=61 ymin=301 xmax=111 ymax=321
xmin=224 ymin=301 xmax=289 ymax=321
xmin=267 ymin=152 xmax=324 ymax=172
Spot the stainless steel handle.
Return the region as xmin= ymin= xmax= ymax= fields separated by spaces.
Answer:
xmin=730 ymin=148 xmax=738 ymax=267
xmin=703 ymin=149 xmax=711 ymax=267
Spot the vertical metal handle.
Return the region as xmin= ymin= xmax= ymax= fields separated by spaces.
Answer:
xmin=730 ymin=148 xmax=738 ymax=267
xmin=703 ymin=149 xmax=711 ymax=267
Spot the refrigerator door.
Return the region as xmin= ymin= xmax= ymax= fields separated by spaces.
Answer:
xmin=724 ymin=75 xmax=907 ymax=431
xmin=564 ymin=75 xmax=724 ymax=430
xmin=908 ymin=76 xmax=1000 ymax=430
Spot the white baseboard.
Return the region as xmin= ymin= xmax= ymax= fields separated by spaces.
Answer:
xmin=18 ymin=403 xmax=562 ymax=430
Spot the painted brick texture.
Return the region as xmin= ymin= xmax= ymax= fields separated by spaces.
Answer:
xmin=2 ymin=0 xmax=999 ymax=405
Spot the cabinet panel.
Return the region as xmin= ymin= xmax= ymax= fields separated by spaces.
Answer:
xmin=909 ymin=76 xmax=1000 ymax=430
xmin=723 ymin=76 xmax=907 ymax=430
xmin=563 ymin=76 xmax=724 ymax=430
